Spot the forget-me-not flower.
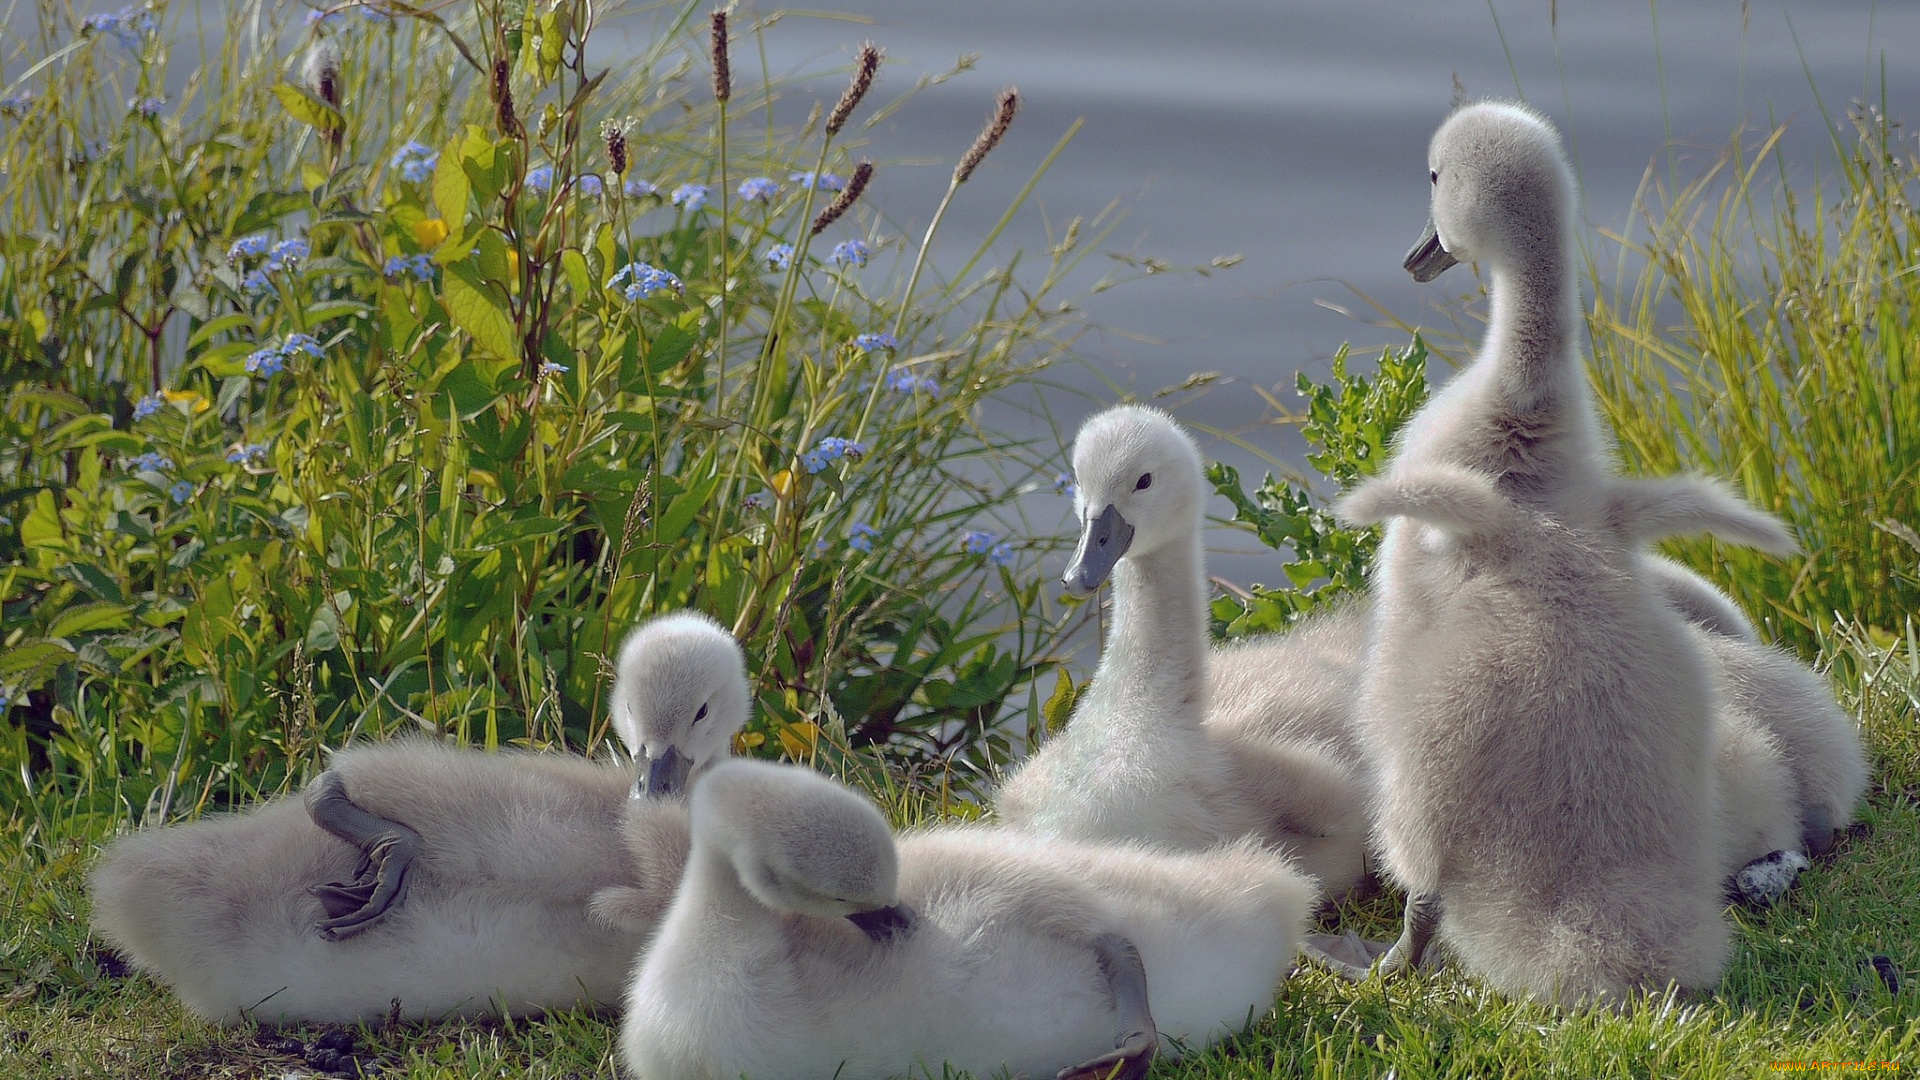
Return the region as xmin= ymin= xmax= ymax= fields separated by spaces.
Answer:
xmin=790 ymin=171 xmax=844 ymax=191
xmin=883 ymin=368 xmax=939 ymax=397
xmin=0 ymin=92 xmax=36 ymax=117
xmin=606 ymin=261 xmax=684 ymax=301
xmin=246 ymin=347 xmax=285 ymax=376
xmin=168 ymin=480 xmax=194 ymax=504
xmin=577 ymin=174 xmax=605 ymax=197
xmin=847 ymin=522 xmax=880 ymax=553
xmin=539 ymin=361 xmax=569 ymax=377
xmin=383 ymin=253 xmax=435 ymax=282
xmin=830 ymin=239 xmax=871 ymax=268
xmin=801 ymin=436 xmax=869 ymax=474
xmin=851 ymin=332 xmax=899 ymax=353
xmin=227 ymin=234 xmax=271 ymax=263
xmin=764 ymin=243 xmax=794 ymax=271
xmin=525 ymin=166 xmax=555 ymax=192
xmin=128 ymin=95 xmax=164 ymax=118
xmin=132 ymin=393 xmax=164 ymax=420
xmin=737 ymin=177 xmax=780 ymax=203
xmin=390 ymin=141 xmax=438 ymax=184
xmin=623 ymin=178 xmax=658 ymax=199
xmin=670 ymin=183 xmax=709 ymax=212
xmin=225 ymin=444 xmax=268 ymax=465
xmin=129 ymin=451 xmax=173 ymax=472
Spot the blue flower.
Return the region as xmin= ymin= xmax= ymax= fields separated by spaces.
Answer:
xmin=0 ymin=691 xmax=9 ymax=710
xmin=225 ymin=443 xmax=267 ymax=464
xmin=851 ymin=332 xmax=899 ymax=353
xmin=847 ymin=522 xmax=880 ymax=553
xmin=0 ymin=92 xmax=35 ymax=116
xmin=743 ymin=491 xmax=770 ymax=510
xmin=282 ymin=333 xmax=323 ymax=359
xmin=127 ymin=95 xmax=164 ymax=118
xmin=267 ymin=238 xmax=309 ymax=271
xmin=132 ymin=393 xmax=163 ymax=420
xmin=764 ymin=243 xmax=794 ymax=271
xmin=129 ymin=451 xmax=173 ymax=472
xmin=577 ymin=174 xmax=604 ymax=197
xmin=227 ymin=234 xmax=271 ymax=263
xmin=240 ymin=268 xmax=273 ymax=294
xmin=305 ymin=9 xmax=336 ymax=26
xmin=607 ymin=261 xmax=684 ymax=301
xmin=790 ymin=171 xmax=844 ymax=191
xmin=830 ymin=239 xmax=871 ymax=268
xmin=526 ymin=166 xmax=555 ymax=192
xmin=1052 ymin=472 xmax=1078 ymax=498
xmin=737 ymin=177 xmax=780 ymax=203
xmin=883 ymin=368 xmax=939 ymax=397
xmin=961 ymin=529 xmax=996 ymax=556
xmin=989 ymin=541 xmax=1015 ymax=567
xmin=801 ymin=436 xmax=869 ymax=474
xmin=670 ymin=183 xmax=709 ymax=212
xmin=623 ymin=178 xmax=658 ymax=199
xmin=390 ymin=141 xmax=438 ymax=184
xmin=83 ymin=6 xmax=156 ymax=50
xmin=383 ymin=253 xmax=435 ymax=281
xmin=168 ymin=480 xmax=194 ymax=503
xmin=539 ymin=361 xmax=569 ymax=377
xmin=245 ymin=347 xmax=285 ymax=376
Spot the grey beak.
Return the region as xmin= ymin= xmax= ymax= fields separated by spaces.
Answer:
xmin=846 ymin=902 xmax=918 ymax=944
xmin=1404 ymin=219 xmax=1459 ymax=283
xmin=1063 ymin=503 xmax=1134 ymax=597
xmin=635 ymin=745 xmax=692 ymax=800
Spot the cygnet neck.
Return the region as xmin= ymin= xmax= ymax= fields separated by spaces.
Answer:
xmin=1483 ymin=219 xmax=1584 ymax=414
xmin=1096 ymin=525 xmax=1208 ymax=734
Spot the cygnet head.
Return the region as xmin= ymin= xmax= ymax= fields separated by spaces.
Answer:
xmin=1405 ymin=101 xmax=1576 ymax=283
xmin=612 ymin=610 xmax=751 ymax=800
xmin=691 ymin=760 xmax=916 ymax=943
xmin=1062 ymin=404 xmax=1206 ymax=597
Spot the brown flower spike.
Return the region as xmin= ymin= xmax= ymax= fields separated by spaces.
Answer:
xmin=710 ymin=10 xmax=731 ymax=104
xmin=825 ymin=42 xmax=881 ymax=136
xmin=955 ymin=88 xmax=1018 ymax=185
xmin=492 ymin=58 xmax=522 ymax=138
xmin=810 ymin=161 xmax=873 ymax=235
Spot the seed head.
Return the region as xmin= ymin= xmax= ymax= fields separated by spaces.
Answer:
xmin=492 ymin=58 xmax=522 ymax=138
xmin=710 ymin=10 xmax=731 ymax=104
xmin=955 ymin=88 xmax=1018 ymax=185
xmin=810 ymin=160 xmax=872 ymax=235
xmin=825 ymin=42 xmax=881 ymax=137
xmin=601 ymin=118 xmax=631 ymax=176
xmin=304 ymin=38 xmax=343 ymax=110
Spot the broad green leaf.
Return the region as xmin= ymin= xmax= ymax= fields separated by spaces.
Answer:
xmin=271 ymin=83 xmax=343 ymax=132
xmin=444 ymin=264 xmax=520 ymax=360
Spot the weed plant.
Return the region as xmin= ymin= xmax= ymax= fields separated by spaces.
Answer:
xmin=1587 ymin=103 xmax=1920 ymax=650
xmin=0 ymin=0 xmax=1104 ymax=822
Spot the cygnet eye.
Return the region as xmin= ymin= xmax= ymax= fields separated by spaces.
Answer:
xmin=693 ymin=703 xmax=709 ymax=724
xmin=1430 ymin=169 xmax=1439 ymax=185
xmin=1135 ymin=472 xmax=1152 ymax=491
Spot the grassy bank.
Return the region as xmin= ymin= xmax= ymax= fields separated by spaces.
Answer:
xmin=3 ymin=0 xmax=1916 ymax=1077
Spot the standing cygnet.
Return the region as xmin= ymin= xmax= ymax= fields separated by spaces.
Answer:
xmin=1340 ymin=461 xmax=1798 ymax=1005
xmin=623 ymin=759 xmax=1314 ymax=1080
xmin=1349 ymin=99 xmax=1808 ymax=1004
xmin=88 ymin=610 xmax=747 ymax=1024
xmin=993 ymin=405 xmax=1370 ymax=898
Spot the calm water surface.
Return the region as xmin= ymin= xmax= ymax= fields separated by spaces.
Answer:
xmin=667 ymin=0 xmax=1917 ymax=588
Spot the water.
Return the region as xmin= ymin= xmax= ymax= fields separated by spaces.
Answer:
xmin=703 ymin=0 xmax=1917 ymax=589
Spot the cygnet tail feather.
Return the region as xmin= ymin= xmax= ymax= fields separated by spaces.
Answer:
xmin=1604 ymin=476 xmax=1798 ymax=555
xmin=1334 ymin=465 xmax=1515 ymax=538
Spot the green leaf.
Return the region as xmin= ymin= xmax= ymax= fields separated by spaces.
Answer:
xmin=443 ymin=264 xmax=520 ymax=360
xmin=1041 ymin=667 xmax=1077 ymax=737
xmin=47 ymin=601 xmax=133 ymax=639
xmin=433 ymin=128 xmax=474 ymax=222
xmin=271 ymin=83 xmax=344 ymax=132
xmin=187 ymin=312 xmax=256 ymax=350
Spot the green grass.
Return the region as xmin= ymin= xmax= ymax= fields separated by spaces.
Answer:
xmin=4 ymin=1 xmax=1918 ymax=1077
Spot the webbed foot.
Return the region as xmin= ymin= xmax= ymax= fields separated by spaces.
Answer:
xmin=1055 ymin=1030 xmax=1155 ymax=1080
xmin=1297 ymin=932 xmax=1393 ymax=982
xmin=1731 ymin=849 xmax=1810 ymax=908
xmin=304 ymin=770 xmax=422 ymax=940
xmin=1060 ymin=933 xmax=1157 ymax=1080
xmin=1376 ymin=892 xmax=1441 ymax=978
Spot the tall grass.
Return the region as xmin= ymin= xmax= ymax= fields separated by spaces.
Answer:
xmin=0 ymin=0 xmax=1106 ymax=823
xmin=1587 ymin=103 xmax=1920 ymax=651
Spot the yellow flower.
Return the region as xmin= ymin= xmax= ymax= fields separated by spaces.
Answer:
xmin=732 ymin=730 xmax=766 ymax=754
xmin=160 ymin=388 xmax=210 ymax=414
xmin=770 ymin=469 xmax=797 ymax=501
xmin=413 ymin=217 xmax=449 ymax=249
xmin=775 ymin=720 xmax=820 ymax=760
